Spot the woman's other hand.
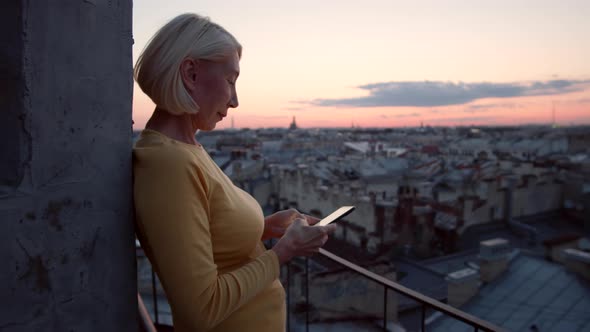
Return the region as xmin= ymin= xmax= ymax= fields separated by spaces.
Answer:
xmin=262 ymin=208 xmax=320 ymax=240
xmin=271 ymin=218 xmax=336 ymax=264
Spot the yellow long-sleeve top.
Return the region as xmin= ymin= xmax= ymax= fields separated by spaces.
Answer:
xmin=133 ymin=129 xmax=285 ymax=332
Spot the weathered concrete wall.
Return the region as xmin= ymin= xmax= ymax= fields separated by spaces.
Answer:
xmin=0 ymin=1 xmax=136 ymax=331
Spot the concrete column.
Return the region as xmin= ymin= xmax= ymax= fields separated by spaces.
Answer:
xmin=0 ymin=1 xmax=136 ymax=331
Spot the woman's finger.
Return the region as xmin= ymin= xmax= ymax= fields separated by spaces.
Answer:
xmin=324 ymin=224 xmax=337 ymax=234
xmin=307 ymin=234 xmax=329 ymax=248
xmin=303 ymin=228 xmax=327 ymax=242
xmin=289 ymin=208 xmax=304 ymax=219
xmin=293 ymin=218 xmax=308 ymax=227
xmin=305 ymin=214 xmax=321 ymax=225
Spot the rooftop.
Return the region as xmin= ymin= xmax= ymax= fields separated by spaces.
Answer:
xmin=430 ymin=252 xmax=590 ymax=331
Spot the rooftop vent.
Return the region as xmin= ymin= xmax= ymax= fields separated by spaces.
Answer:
xmin=446 ymin=268 xmax=479 ymax=283
xmin=446 ymin=268 xmax=479 ymax=307
xmin=562 ymin=248 xmax=590 ymax=281
xmin=479 ymin=238 xmax=510 ymax=260
xmin=479 ymin=238 xmax=510 ymax=282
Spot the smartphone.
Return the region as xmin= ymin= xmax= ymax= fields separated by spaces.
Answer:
xmin=315 ymin=206 xmax=355 ymax=227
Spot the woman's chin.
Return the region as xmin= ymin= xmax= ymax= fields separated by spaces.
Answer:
xmin=200 ymin=123 xmax=217 ymax=132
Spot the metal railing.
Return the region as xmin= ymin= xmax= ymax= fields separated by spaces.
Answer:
xmin=136 ymin=246 xmax=167 ymax=328
xmin=137 ymin=245 xmax=503 ymax=332
xmin=298 ymin=248 xmax=504 ymax=332
xmin=138 ymin=294 xmax=157 ymax=332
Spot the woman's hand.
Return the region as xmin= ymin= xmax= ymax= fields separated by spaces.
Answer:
xmin=271 ymin=218 xmax=337 ymax=264
xmin=262 ymin=208 xmax=320 ymax=241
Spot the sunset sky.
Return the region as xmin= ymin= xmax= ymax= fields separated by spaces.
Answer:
xmin=132 ymin=0 xmax=590 ymax=129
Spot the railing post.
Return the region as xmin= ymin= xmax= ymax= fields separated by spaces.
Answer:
xmin=305 ymin=257 xmax=309 ymax=332
xmin=151 ymin=269 xmax=159 ymax=324
xmin=287 ymin=261 xmax=291 ymax=332
xmin=421 ymin=304 xmax=426 ymax=332
xmin=383 ymin=286 xmax=387 ymax=331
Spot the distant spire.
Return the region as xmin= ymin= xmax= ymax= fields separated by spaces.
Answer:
xmin=289 ymin=116 xmax=298 ymax=130
xmin=231 ymin=116 xmax=235 ymax=129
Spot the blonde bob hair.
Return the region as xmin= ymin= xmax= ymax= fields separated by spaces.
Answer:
xmin=134 ymin=13 xmax=242 ymax=115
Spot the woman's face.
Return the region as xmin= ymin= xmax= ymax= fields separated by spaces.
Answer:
xmin=183 ymin=52 xmax=240 ymax=131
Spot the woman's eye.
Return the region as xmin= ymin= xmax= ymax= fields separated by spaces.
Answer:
xmin=228 ymin=80 xmax=235 ymax=86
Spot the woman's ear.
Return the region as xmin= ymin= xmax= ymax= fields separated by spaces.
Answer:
xmin=180 ymin=58 xmax=199 ymax=92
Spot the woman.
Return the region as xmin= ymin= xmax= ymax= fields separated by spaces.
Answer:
xmin=133 ymin=13 xmax=336 ymax=332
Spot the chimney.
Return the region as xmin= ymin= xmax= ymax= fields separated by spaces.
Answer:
xmin=478 ymin=238 xmax=511 ymax=282
xmin=232 ymin=161 xmax=242 ymax=178
xmin=562 ymin=248 xmax=590 ymax=281
xmin=542 ymin=234 xmax=581 ymax=264
xmin=368 ymin=191 xmax=376 ymax=203
xmin=446 ymin=268 xmax=479 ymax=307
xmin=463 ymin=197 xmax=474 ymax=220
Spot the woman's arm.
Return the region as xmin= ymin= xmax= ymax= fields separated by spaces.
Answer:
xmin=134 ymin=149 xmax=279 ymax=331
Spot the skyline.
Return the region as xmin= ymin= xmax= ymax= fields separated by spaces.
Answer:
xmin=132 ymin=0 xmax=590 ymax=129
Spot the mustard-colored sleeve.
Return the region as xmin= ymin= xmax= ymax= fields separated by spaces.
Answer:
xmin=134 ymin=148 xmax=280 ymax=331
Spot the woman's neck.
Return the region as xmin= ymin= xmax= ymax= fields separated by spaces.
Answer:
xmin=145 ymin=108 xmax=199 ymax=145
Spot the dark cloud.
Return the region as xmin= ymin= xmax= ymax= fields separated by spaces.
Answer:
xmin=464 ymin=102 xmax=522 ymax=113
xmin=304 ymin=80 xmax=590 ymax=108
